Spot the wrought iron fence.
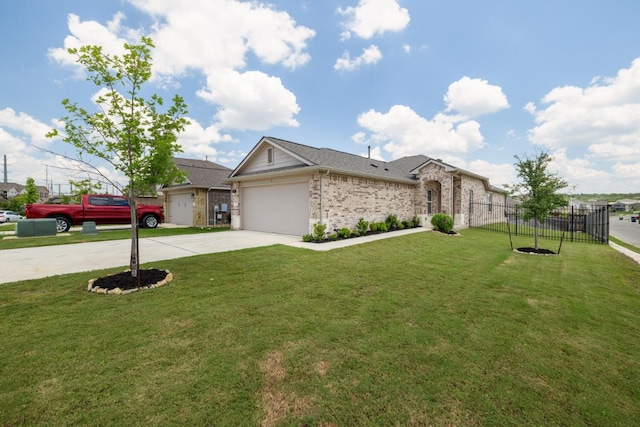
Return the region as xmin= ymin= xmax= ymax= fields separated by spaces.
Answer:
xmin=468 ymin=202 xmax=609 ymax=244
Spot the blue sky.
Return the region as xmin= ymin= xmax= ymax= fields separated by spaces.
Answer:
xmin=2 ymin=0 xmax=640 ymax=195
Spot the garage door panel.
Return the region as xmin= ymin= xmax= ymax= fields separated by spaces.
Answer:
xmin=242 ymin=182 xmax=308 ymax=235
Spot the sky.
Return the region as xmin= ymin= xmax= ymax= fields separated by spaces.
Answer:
xmin=1 ymin=0 xmax=640 ymax=196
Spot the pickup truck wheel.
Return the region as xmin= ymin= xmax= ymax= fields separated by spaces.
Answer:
xmin=141 ymin=214 xmax=159 ymax=229
xmin=55 ymin=217 xmax=71 ymax=233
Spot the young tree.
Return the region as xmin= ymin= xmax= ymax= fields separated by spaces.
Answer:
xmin=506 ymin=150 xmax=569 ymax=250
xmin=46 ymin=37 xmax=188 ymax=282
xmin=10 ymin=177 xmax=40 ymax=212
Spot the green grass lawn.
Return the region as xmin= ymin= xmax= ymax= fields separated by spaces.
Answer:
xmin=1 ymin=229 xmax=639 ymax=426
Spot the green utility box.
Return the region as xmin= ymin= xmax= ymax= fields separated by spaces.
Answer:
xmin=16 ymin=219 xmax=58 ymax=237
xmin=81 ymin=221 xmax=98 ymax=235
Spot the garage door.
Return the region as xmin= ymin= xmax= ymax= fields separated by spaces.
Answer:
xmin=168 ymin=193 xmax=193 ymax=226
xmin=242 ymin=181 xmax=309 ymax=235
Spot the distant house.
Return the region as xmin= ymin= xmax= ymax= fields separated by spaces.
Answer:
xmin=612 ymin=199 xmax=640 ymax=212
xmin=161 ymin=158 xmax=232 ymax=227
xmin=0 ymin=182 xmax=50 ymax=203
xmin=226 ymin=136 xmax=507 ymax=236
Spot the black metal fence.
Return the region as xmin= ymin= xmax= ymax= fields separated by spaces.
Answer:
xmin=468 ymin=202 xmax=609 ymax=244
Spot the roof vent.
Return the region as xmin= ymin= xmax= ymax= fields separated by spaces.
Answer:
xmin=384 ymin=168 xmax=389 ymax=171
xmin=370 ymin=163 xmax=378 ymax=168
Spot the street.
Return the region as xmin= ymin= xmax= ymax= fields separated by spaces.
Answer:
xmin=609 ymin=214 xmax=640 ymax=247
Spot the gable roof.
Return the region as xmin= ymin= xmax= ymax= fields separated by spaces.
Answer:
xmin=164 ymin=158 xmax=232 ymax=190
xmin=230 ymin=136 xmax=428 ymax=183
xmin=229 ymin=137 xmax=505 ymax=192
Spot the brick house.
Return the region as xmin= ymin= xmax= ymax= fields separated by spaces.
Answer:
xmin=161 ymin=158 xmax=232 ymax=227
xmin=226 ymin=137 xmax=507 ymax=236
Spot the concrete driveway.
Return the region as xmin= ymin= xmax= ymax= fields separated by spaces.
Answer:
xmin=0 ymin=231 xmax=301 ymax=284
xmin=0 ymin=227 xmax=430 ymax=284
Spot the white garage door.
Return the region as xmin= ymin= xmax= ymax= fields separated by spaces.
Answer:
xmin=168 ymin=193 xmax=193 ymax=226
xmin=242 ymin=181 xmax=309 ymax=235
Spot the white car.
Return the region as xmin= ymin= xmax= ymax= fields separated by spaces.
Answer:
xmin=0 ymin=210 xmax=22 ymax=223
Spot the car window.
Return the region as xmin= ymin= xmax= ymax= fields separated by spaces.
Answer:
xmin=88 ymin=196 xmax=110 ymax=206
xmin=112 ymin=197 xmax=130 ymax=207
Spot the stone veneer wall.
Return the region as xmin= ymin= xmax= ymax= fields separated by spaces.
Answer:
xmin=309 ymin=172 xmax=416 ymax=231
xmin=416 ymin=163 xmax=453 ymax=216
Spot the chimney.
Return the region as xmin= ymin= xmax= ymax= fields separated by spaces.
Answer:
xmin=368 ymin=146 xmax=371 ymax=159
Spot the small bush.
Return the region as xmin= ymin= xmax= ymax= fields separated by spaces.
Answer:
xmin=369 ymin=222 xmax=379 ymax=232
xmin=385 ymin=214 xmax=400 ymax=230
xmin=402 ymin=220 xmax=411 ymax=229
xmin=351 ymin=230 xmax=360 ymax=237
xmin=411 ymin=215 xmax=421 ymax=228
xmin=302 ymin=234 xmax=313 ymax=242
xmin=338 ymin=227 xmax=351 ymax=239
xmin=328 ymin=233 xmax=338 ymax=241
xmin=312 ymin=222 xmax=327 ymax=241
xmin=431 ymin=213 xmax=454 ymax=233
xmin=378 ymin=222 xmax=388 ymax=232
xmin=356 ymin=218 xmax=369 ymax=234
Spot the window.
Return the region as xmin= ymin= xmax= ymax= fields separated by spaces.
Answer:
xmin=267 ymin=147 xmax=274 ymax=164
xmin=88 ymin=196 xmax=109 ymax=206
xmin=113 ymin=197 xmax=130 ymax=207
xmin=427 ymin=190 xmax=433 ymax=214
xmin=487 ymin=193 xmax=493 ymax=212
xmin=469 ymin=190 xmax=474 ymax=213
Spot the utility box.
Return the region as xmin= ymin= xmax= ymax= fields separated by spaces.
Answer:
xmin=16 ymin=219 xmax=57 ymax=237
xmin=81 ymin=221 xmax=99 ymax=235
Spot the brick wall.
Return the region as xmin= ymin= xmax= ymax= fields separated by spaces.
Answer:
xmin=310 ymin=172 xmax=416 ymax=231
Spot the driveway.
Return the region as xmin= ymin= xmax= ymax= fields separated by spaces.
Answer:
xmin=0 ymin=231 xmax=300 ymax=284
xmin=0 ymin=227 xmax=429 ymax=284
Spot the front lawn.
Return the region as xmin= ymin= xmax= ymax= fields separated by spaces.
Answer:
xmin=1 ymin=229 xmax=639 ymax=426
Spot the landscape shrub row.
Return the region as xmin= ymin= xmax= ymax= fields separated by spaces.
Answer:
xmin=303 ymin=214 xmax=421 ymax=243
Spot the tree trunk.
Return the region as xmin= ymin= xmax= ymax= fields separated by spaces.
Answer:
xmin=129 ymin=187 xmax=140 ymax=287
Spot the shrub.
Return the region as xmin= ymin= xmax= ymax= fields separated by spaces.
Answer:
xmin=351 ymin=230 xmax=360 ymax=238
xmin=378 ymin=222 xmax=388 ymax=232
xmin=402 ymin=220 xmax=411 ymax=229
xmin=338 ymin=227 xmax=351 ymax=239
xmin=385 ymin=214 xmax=400 ymax=230
xmin=431 ymin=213 xmax=454 ymax=233
xmin=312 ymin=222 xmax=327 ymax=241
xmin=411 ymin=215 xmax=421 ymax=228
xmin=369 ymin=222 xmax=379 ymax=232
xmin=328 ymin=233 xmax=338 ymax=241
xmin=302 ymin=234 xmax=313 ymax=242
xmin=356 ymin=218 xmax=369 ymax=234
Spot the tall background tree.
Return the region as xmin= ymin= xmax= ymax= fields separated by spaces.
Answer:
xmin=4 ymin=177 xmax=40 ymax=213
xmin=506 ymin=150 xmax=569 ymax=250
xmin=46 ymin=36 xmax=188 ymax=280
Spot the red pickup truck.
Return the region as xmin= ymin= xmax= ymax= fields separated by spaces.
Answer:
xmin=25 ymin=194 xmax=164 ymax=233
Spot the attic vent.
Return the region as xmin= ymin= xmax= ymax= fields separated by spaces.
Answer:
xmin=384 ymin=167 xmax=389 ymax=171
xmin=267 ymin=147 xmax=274 ymax=164
xmin=370 ymin=163 xmax=378 ymax=168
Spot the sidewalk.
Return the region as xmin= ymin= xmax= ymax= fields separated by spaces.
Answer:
xmin=609 ymin=241 xmax=640 ymax=266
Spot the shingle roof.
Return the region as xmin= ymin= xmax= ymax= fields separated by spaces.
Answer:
xmin=169 ymin=158 xmax=232 ymax=189
xmin=266 ymin=137 xmax=428 ymax=182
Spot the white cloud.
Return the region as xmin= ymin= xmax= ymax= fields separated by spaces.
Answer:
xmin=196 ymin=70 xmax=300 ymax=131
xmin=334 ymin=45 xmax=382 ymax=71
xmin=337 ymin=0 xmax=410 ymax=40
xmin=49 ymin=1 xmax=314 ymax=133
xmin=355 ymin=104 xmax=485 ymax=160
xmin=527 ymin=58 xmax=640 ymax=152
xmin=0 ymin=108 xmax=52 ymax=146
xmin=443 ymin=76 xmax=510 ymax=118
xmin=466 ymin=159 xmax=516 ymax=189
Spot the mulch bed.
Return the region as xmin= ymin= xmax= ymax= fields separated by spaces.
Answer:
xmin=90 ymin=268 xmax=170 ymax=292
xmin=516 ymin=247 xmax=556 ymax=255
